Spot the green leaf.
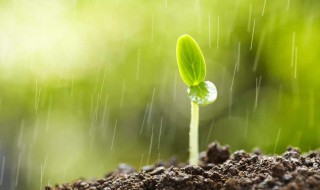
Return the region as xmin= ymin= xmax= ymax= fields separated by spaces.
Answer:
xmin=176 ymin=34 xmax=206 ymax=86
xmin=187 ymin=81 xmax=217 ymax=106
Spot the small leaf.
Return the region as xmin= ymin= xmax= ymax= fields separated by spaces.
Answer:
xmin=187 ymin=81 xmax=217 ymax=106
xmin=176 ymin=34 xmax=206 ymax=86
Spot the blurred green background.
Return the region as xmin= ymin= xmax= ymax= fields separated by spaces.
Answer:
xmin=0 ymin=0 xmax=319 ymax=189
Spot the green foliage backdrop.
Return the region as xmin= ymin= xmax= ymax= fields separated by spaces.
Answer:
xmin=0 ymin=0 xmax=319 ymax=189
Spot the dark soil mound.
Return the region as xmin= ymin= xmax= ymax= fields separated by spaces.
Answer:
xmin=46 ymin=142 xmax=320 ymax=190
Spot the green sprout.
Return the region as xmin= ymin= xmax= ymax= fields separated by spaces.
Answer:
xmin=176 ymin=34 xmax=217 ymax=165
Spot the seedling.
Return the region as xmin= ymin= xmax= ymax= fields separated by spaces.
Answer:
xmin=176 ymin=34 xmax=217 ymax=165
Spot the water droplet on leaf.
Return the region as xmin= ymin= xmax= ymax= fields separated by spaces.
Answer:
xmin=187 ymin=81 xmax=217 ymax=106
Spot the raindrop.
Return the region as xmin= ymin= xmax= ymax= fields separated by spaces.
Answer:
xmin=230 ymin=60 xmax=237 ymax=92
xmin=15 ymin=152 xmax=22 ymax=187
xmin=147 ymin=88 xmax=156 ymax=124
xmin=94 ymin=0 xmax=100 ymax=9
xmin=291 ymin=77 xmax=301 ymax=108
xmin=110 ymin=119 xmax=118 ymax=151
xmin=247 ymin=4 xmax=253 ymax=32
xmin=253 ymin=30 xmax=266 ymax=71
xmin=286 ymin=0 xmax=291 ymax=11
xmin=100 ymin=94 xmax=109 ymax=129
xmin=236 ymin=42 xmax=241 ymax=72
xmin=139 ymin=103 xmax=150 ymax=135
xmin=70 ymin=74 xmax=74 ymax=97
xmin=208 ymin=14 xmax=211 ymax=48
xmin=35 ymin=80 xmax=41 ymax=116
xmin=294 ymin=46 xmax=298 ymax=78
xmin=89 ymin=109 xmax=97 ymax=135
xmin=47 ymin=179 xmax=51 ymax=188
xmin=254 ymin=76 xmax=262 ymax=112
xmin=273 ymin=128 xmax=281 ymax=154
xmin=262 ymin=0 xmax=267 ymax=16
xmin=229 ymin=91 xmax=233 ymax=118
xmin=205 ymin=119 xmax=215 ymax=145
xmin=157 ymin=152 xmax=161 ymax=164
xmin=46 ymin=96 xmax=52 ymax=132
xmin=188 ymin=81 xmax=217 ymax=106
xmin=99 ymin=66 xmax=108 ymax=100
xmin=26 ymin=147 xmax=32 ymax=186
xmin=0 ymin=156 xmax=5 ymax=186
xmin=250 ymin=19 xmax=256 ymax=51
xmin=147 ymin=124 xmax=154 ymax=165
xmin=40 ymin=155 xmax=48 ymax=190
xmin=217 ymin=16 xmax=220 ymax=49
xmin=157 ymin=116 xmax=163 ymax=150
xmin=139 ymin=154 xmax=144 ymax=171
xmin=194 ymin=0 xmax=199 ymax=6
xmin=291 ymin=32 xmax=296 ymax=67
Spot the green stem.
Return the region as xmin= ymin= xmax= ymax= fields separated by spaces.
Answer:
xmin=189 ymin=101 xmax=199 ymax=165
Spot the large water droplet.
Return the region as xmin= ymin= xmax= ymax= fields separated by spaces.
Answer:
xmin=187 ymin=81 xmax=217 ymax=106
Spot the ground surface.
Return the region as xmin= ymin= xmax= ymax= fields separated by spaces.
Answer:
xmin=46 ymin=142 xmax=320 ymax=190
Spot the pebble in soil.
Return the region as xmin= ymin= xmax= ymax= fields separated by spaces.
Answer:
xmin=46 ymin=142 xmax=320 ymax=190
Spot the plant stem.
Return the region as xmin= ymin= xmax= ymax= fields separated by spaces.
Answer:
xmin=189 ymin=101 xmax=199 ymax=165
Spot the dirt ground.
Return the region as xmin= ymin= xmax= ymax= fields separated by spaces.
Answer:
xmin=46 ymin=142 xmax=320 ymax=190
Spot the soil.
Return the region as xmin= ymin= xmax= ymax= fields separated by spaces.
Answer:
xmin=46 ymin=142 xmax=320 ymax=190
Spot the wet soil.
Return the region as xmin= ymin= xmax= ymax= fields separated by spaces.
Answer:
xmin=46 ymin=142 xmax=320 ymax=190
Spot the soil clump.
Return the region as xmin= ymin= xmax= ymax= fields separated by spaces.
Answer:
xmin=46 ymin=142 xmax=320 ymax=190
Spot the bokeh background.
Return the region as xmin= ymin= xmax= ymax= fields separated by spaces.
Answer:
xmin=0 ymin=0 xmax=319 ymax=189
